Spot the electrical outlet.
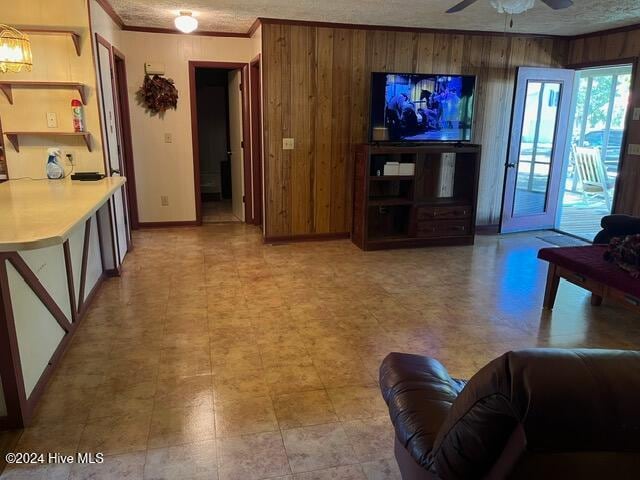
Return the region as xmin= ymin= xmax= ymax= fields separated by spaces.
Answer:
xmin=628 ymin=144 xmax=640 ymax=156
xmin=282 ymin=138 xmax=294 ymax=150
xmin=46 ymin=112 xmax=58 ymax=128
xmin=633 ymin=107 xmax=640 ymax=121
xmin=164 ymin=133 xmax=172 ymax=143
xmin=65 ymin=153 xmax=74 ymax=165
xmin=161 ymin=195 xmax=169 ymax=206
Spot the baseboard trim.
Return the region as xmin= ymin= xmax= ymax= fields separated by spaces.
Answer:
xmin=476 ymin=224 xmax=500 ymax=234
xmin=138 ymin=221 xmax=199 ymax=228
xmin=264 ymin=232 xmax=350 ymax=244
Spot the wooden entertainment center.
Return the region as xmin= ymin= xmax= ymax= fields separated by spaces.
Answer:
xmin=352 ymin=143 xmax=481 ymax=250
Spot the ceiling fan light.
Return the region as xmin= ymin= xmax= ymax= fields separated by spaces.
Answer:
xmin=174 ymin=11 xmax=198 ymax=33
xmin=490 ymin=0 xmax=535 ymax=14
xmin=0 ymin=24 xmax=33 ymax=73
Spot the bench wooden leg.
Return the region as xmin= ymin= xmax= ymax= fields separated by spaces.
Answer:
xmin=543 ymin=264 xmax=560 ymax=310
xmin=591 ymin=294 xmax=603 ymax=306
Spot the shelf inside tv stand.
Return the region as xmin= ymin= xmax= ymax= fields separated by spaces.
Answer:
xmin=352 ymin=143 xmax=481 ymax=251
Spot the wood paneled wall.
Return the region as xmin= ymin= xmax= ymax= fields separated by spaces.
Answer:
xmin=261 ymin=23 xmax=568 ymax=237
xmin=568 ymin=28 xmax=640 ymax=217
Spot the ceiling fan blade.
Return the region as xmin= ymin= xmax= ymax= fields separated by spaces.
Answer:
xmin=540 ymin=0 xmax=574 ymax=10
xmin=446 ymin=0 xmax=480 ymax=13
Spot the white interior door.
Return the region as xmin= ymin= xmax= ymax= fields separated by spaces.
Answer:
xmin=96 ymin=38 xmax=128 ymax=266
xmin=228 ymin=70 xmax=245 ymax=222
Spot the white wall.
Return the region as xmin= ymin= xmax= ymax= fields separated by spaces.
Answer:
xmin=89 ymin=0 xmax=123 ymax=48
xmin=121 ymin=32 xmax=256 ymax=223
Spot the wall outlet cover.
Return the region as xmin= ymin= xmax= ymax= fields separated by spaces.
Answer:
xmin=628 ymin=144 xmax=640 ymax=156
xmin=46 ymin=112 xmax=58 ymax=128
xmin=633 ymin=107 xmax=640 ymax=121
xmin=161 ymin=195 xmax=169 ymax=206
xmin=164 ymin=133 xmax=172 ymax=143
xmin=282 ymin=138 xmax=294 ymax=150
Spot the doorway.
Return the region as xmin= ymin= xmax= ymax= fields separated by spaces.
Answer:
xmin=95 ymin=34 xmax=132 ymax=271
xmin=556 ymin=64 xmax=633 ymax=240
xmin=500 ymin=64 xmax=635 ymax=241
xmin=249 ymin=56 xmax=263 ymax=228
xmin=189 ymin=62 xmax=252 ymax=225
xmin=112 ymin=47 xmax=139 ymax=230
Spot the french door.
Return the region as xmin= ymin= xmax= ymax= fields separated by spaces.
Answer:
xmin=500 ymin=67 xmax=574 ymax=233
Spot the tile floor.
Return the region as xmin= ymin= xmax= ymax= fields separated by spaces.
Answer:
xmin=1 ymin=224 xmax=638 ymax=479
xmin=202 ymin=201 xmax=241 ymax=223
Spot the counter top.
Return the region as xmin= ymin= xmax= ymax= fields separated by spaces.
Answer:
xmin=0 ymin=177 xmax=126 ymax=252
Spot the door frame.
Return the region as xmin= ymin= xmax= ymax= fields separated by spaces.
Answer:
xmin=249 ymin=54 xmax=263 ymax=228
xmin=112 ymin=46 xmax=140 ymax=230
xmin=500 ymin=66 xmax=575 ymax=233
xmin=563 ymin=57 xmax=639 ymax=215
xmin=188 ymin=61 xmax=252 ymax=225
xmin=94 ymin=33 xmax=125 ymax=270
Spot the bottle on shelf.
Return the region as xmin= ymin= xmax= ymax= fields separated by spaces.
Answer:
xmin=71 ymin=99 xmax=84 ymax=132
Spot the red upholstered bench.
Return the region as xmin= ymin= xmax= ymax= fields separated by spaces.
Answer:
xmin=538 ymin=246 xmax=640 ymax=312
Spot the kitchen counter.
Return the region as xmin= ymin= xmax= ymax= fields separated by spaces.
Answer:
xmin=0 ymin=175 xmax=130 ymax=429
xmin=0 ymin=177 xmax=126 ymax=252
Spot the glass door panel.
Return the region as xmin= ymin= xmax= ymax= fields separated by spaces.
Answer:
xmin=513 ymin=81 xmax=561 ymax=217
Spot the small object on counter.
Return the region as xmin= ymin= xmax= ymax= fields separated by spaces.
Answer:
xmin=71 ymin=99 xmax=84 ymax=132
xmin=383 ymin=162 xmax=400 ymax=176
xmin=46 ymin=148 xmax=64 ymax=179
xmin=71 ymin=172 xmax=105 ymax=181
xmin=398 ymin=163 xmax=415 ymax=176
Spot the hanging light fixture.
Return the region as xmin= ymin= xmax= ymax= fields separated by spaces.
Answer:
xmin=174 ymin=11 xmax=198 ymax=34
xmin=0 ymin=24 xmax=32 ymax=73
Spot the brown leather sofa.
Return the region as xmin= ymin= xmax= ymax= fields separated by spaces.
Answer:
xmin=380 ymin=349 xmax=640 ymax=479
xmin=593 ymin=214 xmax=640 ymax=244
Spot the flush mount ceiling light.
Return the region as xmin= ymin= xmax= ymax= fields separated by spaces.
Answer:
xmin=489 ymin=0 xmax=535 ymax=14
xmin=174 ymin=11 xmax=198 ymax=33
xmin=0 ymin=24 xmax=33 ymax=73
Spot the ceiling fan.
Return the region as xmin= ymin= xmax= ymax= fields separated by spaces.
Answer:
xmin=446 ymin=0 xmax=573 ymax=14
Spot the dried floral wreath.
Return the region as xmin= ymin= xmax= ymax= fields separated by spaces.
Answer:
xmin=136 ymin=74 xmax=178 ymax=116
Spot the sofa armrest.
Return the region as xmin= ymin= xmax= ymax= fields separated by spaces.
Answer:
xmin=601 ymin=214 xmax=640 ymax=235
xmin=379 ymin=352 xmax=466 ymax=468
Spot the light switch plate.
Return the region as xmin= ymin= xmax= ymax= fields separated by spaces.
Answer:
xmin=164 ymin=133 xmax=172 ymax=143
xmin=282 ymin=138 xmax=295 ymax=150
xmin=46 ymin=112 xmax=58 ymax=128
xmin=628 ymin=144 xmax=640 ymax=156
xmin=633 ymin=107 xmax=640 ymax=121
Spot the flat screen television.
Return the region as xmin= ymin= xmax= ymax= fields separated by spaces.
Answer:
xmin=370 ymin=72 xmax=476 ymax=143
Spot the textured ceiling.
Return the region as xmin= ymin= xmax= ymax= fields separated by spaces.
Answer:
xmin=109 ymin=0 xmax=640 ymax=36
